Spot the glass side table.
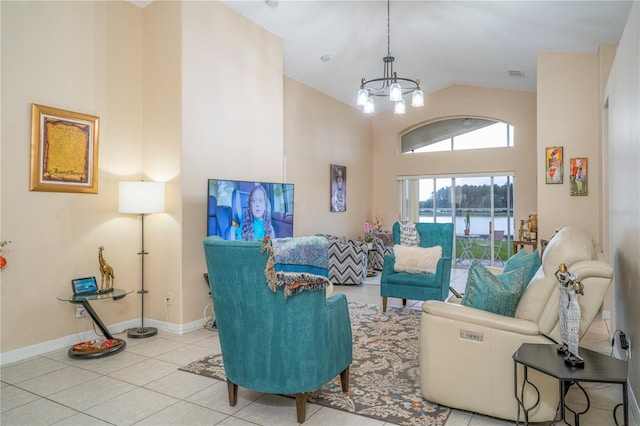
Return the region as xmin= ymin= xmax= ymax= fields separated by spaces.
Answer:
xmin=57 ymin=288 xmax=132 ymax=359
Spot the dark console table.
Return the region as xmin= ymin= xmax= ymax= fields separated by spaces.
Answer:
xmin=513 ymin=343 xmax=628 ymax=426
xmin=57 ymin=288 xmax=132 ymax=359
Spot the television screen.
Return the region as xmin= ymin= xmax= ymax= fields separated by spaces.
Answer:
xmin=207 ymin=179 xmax=294 ymax=241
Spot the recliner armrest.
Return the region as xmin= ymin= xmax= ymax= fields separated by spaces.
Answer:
xmin=569 ymin=259 xmax=613 ymax=280
xmin=423 ymin=300 xmax=541 ymax=336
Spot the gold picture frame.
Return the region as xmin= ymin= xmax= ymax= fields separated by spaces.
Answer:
xmin=30 ymin=104 xmax=100 ymax=193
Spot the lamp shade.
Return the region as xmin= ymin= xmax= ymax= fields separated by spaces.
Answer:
xmin=119 ymin=181 xmax=165 ymax=214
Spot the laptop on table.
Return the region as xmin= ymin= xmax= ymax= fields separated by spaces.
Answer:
xmin=71 ymin=276 xmax=99 ymax=301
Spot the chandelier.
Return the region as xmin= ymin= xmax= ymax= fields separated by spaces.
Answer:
xmin=356 ymin=0 xmax=424 ymax=115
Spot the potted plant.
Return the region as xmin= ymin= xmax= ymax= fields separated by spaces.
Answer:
xmin=464 ymin=211 xmax=471 ymax=235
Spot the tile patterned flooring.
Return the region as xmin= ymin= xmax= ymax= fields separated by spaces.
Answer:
xmin=1 ymin=267 xmax=635 ymax=425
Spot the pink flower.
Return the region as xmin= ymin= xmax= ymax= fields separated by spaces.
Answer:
xmin=364 ymin=222 xmax=372 ymax=233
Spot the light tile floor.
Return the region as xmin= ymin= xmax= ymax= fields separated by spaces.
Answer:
xmin=1 ymin=267 xmax=634 ymax=425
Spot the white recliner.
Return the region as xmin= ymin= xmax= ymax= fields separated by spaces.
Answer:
xmin=419 ymin=226 xmax=613 ymax=422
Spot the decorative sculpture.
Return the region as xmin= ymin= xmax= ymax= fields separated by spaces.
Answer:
xmin=555 ymin=263 xmax=585 ymax=367
xmin=98 ymin=246 xmax=115 ymax=293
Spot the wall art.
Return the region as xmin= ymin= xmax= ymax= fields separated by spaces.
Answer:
xmin=545 ymin=146 xmax=563 ymax=184
xmin=330 ymin=164 xmax=346 ymax=212
xmin=570 ymin=157 xmax=588 ymax=196
xmin=30 ymin=104 xmax=100 ymax=193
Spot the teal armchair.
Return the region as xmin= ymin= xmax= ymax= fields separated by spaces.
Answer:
xmin=203 ymin=236 xmax=352 ymax=423
xmin=380 ymin=222 xmax=454 ymax=312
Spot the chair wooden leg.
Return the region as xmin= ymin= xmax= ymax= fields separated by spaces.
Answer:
xmin=227 ymin=379 xmax=238 ymax=406
xmin=382 ymin=297 xmax=387 ymax=312
xmin=402 ymin=298 xmax=407 ymax=306
xmin=295 ymin=393 xmax=307 ymax=423
xmin=340 ymin=366 xmax=350 ymax=392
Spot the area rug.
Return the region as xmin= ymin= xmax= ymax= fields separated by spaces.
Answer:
xmin=179 ymin=302 xmax=450 ymax=425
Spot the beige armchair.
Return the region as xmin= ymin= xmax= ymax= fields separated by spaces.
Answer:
xmin=419 ymin=226 xmax=613 ymax=422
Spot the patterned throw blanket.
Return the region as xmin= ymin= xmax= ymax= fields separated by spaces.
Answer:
xmin=261 ymin=236 xmax=330 ymax=298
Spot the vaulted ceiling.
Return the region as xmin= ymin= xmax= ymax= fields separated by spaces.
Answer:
xmin=222 ymin=1 xmax=633 ymax=112
xmin=130 ymin=1 xmax=634 ymax=113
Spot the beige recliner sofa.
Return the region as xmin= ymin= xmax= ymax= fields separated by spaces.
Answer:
xmin=419 ymin=226 xmax=613 ymax=422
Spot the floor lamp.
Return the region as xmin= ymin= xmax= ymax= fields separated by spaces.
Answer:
xmin=119 ymin=181 xmax=166 ymax=339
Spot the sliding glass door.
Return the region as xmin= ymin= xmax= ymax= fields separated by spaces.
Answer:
xmin=399 ymin=174 xmax=514 ymax=266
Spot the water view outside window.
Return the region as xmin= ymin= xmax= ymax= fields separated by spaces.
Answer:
xmin=398 ymin=118 xmax=516 ymax=266
xmin=398 ymin=174 xmax=514 ymax=266
xmin=418 ymin=176 xmax=513 ymax=233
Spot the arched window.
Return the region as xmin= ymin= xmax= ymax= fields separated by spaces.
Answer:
xmin=401 ymin=118 xmax=514 ymax=153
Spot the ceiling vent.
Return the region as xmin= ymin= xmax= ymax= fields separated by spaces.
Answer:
xmin=506 ymin=69 xmax=525 ymax=78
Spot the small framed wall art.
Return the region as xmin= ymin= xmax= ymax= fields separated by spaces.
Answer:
xmin=545 ymin=146 xmax=563 ymax=184
xmin=570 ymin=157 xmax=588 ymax=196
xmin=30 ymin=104 xmax=100 ymax=193
xmin=330 ymin=164 xmax=346 ymax=212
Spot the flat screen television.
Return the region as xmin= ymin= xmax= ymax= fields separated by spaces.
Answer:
xmin=207 ymin=179 xmax=294 ymax=241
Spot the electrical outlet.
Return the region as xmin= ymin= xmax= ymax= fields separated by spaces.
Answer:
xmin=620 ymin=332 xmax=629 ymax=350
xmin=75 ymin=305 xmax=87 ymax=318
xmin=166 ymin=292 xmax=173 ymax=305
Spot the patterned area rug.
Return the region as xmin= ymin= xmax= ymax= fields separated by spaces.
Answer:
xmin=179 ymin=302 xmax=450 ymax=425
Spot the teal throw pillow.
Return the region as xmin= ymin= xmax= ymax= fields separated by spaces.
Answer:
xmin=503 ymin=249 xmax=541 ymax=285
xmin=461 ymin=260 xmax=527 ymax=317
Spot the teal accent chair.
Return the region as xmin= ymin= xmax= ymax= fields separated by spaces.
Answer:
xmin=203 ymin=237 xmax=352 ymax=423
xmin=380 ymin=222 xmax=454 ymax=312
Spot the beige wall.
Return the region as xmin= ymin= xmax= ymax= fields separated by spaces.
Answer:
xmin=284 ymin=78 xmax=373 ymax=240
xmin=140 ymin=1 xmax=183 ymax=326
xmin=537 ymin=52 xmax=602 ymax=242
xmin=606 ymin=0 xmax=640 ymax=410
xmin=598 ymin=44 xmax=618 ymax=258
xmin=179 ymin=0 xmax=285 ymax=324
xmin=371 ymin=85 xmax=537 ymax=231
xmin=0 ymin=1 xmax=144 ymax=352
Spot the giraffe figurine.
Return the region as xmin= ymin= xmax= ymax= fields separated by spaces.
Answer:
xmin=98 ymin=246 xmax=115 ymax=293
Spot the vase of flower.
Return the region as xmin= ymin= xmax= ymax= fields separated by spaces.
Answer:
xmin=363 ymin=221 xmax=373 ymax=246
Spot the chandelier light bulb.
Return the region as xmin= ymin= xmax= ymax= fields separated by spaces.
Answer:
xmin=364 ymin=98 xmax=375 ymax=114
xmin=357 ymin=88 xmax=369 ymax=106
xmin=356 ymin=0 xmax=421 ymax=114
xmin=389 ymin=82 xmax=402 ymax=101
xmin=411 ymin=89 xmax=424 ymax=107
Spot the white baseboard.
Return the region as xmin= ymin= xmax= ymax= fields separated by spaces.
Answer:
xmin=0 ymin=317 xmax=210 ymax=366
xmin=146 ymin=317 xmax=209 ymax=334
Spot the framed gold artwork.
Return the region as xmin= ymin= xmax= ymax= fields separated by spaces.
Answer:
xmin=30 ymin=104 xmax=100 ymax=193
